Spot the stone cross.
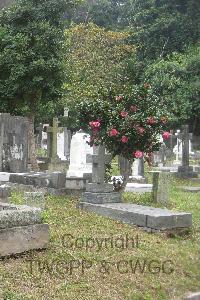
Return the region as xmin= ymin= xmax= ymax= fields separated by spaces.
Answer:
xmin=87 ymin=145 xmax=112 ymax=183
xmin=47 ymin=118 xmax=63 ymax=160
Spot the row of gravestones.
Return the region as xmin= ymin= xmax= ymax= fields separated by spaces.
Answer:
xmin=1 ymin=112 xmax=199 ymax=181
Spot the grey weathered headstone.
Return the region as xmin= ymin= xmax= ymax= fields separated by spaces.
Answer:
xmin=0 ymin=122 xmax=4 ymax=172
xmin=81 ymin=145 xmax=121 ymax=203
xmin=36 ymin=123 xmax=43 ymax=147
xmin=118 ymin=155 xmax=131 ymax=177
xmin=152 ymin=171 xmax=171 ymax=205
xmin=88 ymin=145 xmax=111 ymax=184
xmin=0 ymin=113 xmax=29 ymax=172
xmin=177 ymin=125 xmax=197 ymax=178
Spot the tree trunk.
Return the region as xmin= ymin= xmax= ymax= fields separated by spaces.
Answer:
xmin=28 ymin=115 xmax=39 ymax=172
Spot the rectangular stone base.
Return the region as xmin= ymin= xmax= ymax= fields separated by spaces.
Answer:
xmin=48 ymin=161 xmax=68 ymax=172
xmin=0 ymin=223 xmax=49 ymax=257
xmin=78 ymin=203 xmax=192 ymax=231
xmin=65 ymin=177 xmax=89 ymax=190
xmin=86 ymin=183 xmax=113 ymax=193
xmin=81 ymin=192 xmax=122 ymax=204
xmin=177 ymin=166 xmax=198 ymax=178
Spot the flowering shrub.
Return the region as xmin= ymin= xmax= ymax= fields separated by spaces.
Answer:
xmin=74 ymin=84 xmax=171 ymax=161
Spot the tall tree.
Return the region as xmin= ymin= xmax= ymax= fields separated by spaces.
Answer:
xmin=63 ymin=23 xmax=134 ymax=130
xmin=0 ymin=0 xmax=75 ymax=170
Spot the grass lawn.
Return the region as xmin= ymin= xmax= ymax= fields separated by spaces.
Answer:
xmin=0 ymin=176 xmax=199 ymax=300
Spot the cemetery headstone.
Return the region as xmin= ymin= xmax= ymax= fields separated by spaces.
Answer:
xmin=0 ymin=122 xmax=4 ymax=172
xmin=130 ymin=157 xmax=147 ymax=183
xmin=81 ymin=145 xmax=121 ymax=203
xmin=177 ymin=125 xmax=197 ymax=178
xmin=46 ymin=118 xmax=68 ymax=171
xmin=152 ymin=171 xmax=171 ymax=205
xmin=64 ymin=128 xmax=71 ymax=159
xmin=36 ymin=123 xmax=43 ymax=148
xmin=67 ymin=130 xmax=93 ymax=177
xmin=0 ymin=113 xmax=29 ymax=172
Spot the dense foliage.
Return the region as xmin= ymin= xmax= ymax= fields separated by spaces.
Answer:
xmin=63 ymin=23 xmax=134 ymax=110
xmin=0 ymin=0 xmax=74 ymax=118
xmin=69 ymin=0 xmax=200 ymax=133
xmin=145 ymin=45 xmax=200 ymax=132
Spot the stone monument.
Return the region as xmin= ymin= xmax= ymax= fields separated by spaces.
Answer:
xmin=46 ymin=118 xmax=68 ymax=171
xmin=67 ymin=131 xmax=93 ymax=177
xmin=0 ymin=113 xmax=29 ymax=172
xmin=177 ymin=125 xmax=197 ymax=178
xmin=152 ymin=171 xmax=171 ymax=205
xmin=81 ymin=145 xmax=121 ymax=203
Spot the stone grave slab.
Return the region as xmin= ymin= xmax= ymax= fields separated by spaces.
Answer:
xmin=125 ymin=183 xmax=152 ymax=193
xmin=9 ymin=172 xmax=66 ymax=189
xmin=0 ymin=202 xmax=49 ymax=257
xmin=179 ymin=186 xmax=200 ymax=193
xmin=78 ymin=202 xmax=192 ymax=231
xmin=81 ymin=145 xmax=121 ymax=203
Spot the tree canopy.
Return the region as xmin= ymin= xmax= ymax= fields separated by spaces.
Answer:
xmin=63 ymin=22 xmax=134 ymax=129
xmin=0 ymin=0 xmax=75 ymax=119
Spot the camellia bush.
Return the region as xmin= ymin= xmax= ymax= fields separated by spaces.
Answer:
xmin=74 ymin=84 xmax=171 ymax=163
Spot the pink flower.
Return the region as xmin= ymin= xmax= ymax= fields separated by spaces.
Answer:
xmin=130 ymin=105 xmax=137 ymax=112
xmin=109 ymin=128 xmax=118 ymax=137
xmin=147 ymin=116 xmax=157 ymax=125
xmin=162 ymin=131 xmax=171 ymax=140
xmin=133 ymin=150 xmax=143 ymax=159
xmin=121 ymin=136 xmax=129 ymax=143
xmin=137 ymin=126 xmax=145 ymax=135
xmin=120 ymin=111 xmax=128 ymax=118
xmin=89 ymin=121 xmax=101 ymax=128
xmin=116 ymin=95 xmax=123 ymax=101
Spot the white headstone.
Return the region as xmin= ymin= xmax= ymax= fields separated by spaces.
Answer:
xmin=132 ymin=159 xmax=140 ymax=176
xmin=67 ymin=131 xmax=93 ymax=177
xmin=57 ymin=131 xmax=66 ymax=160
xmin=41 ymin=124 xmax=49 ymax=150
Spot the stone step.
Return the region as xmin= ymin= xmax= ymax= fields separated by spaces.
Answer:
xmin=78 ymin=202 xmax=192 ymax=231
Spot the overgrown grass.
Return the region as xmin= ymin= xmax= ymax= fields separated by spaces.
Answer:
xmin=0 ymin=176 xmax=200 ymax=300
